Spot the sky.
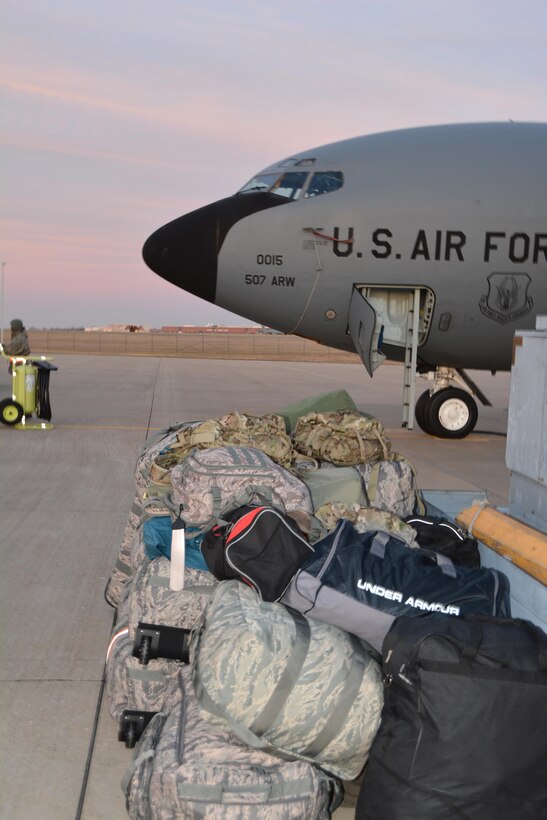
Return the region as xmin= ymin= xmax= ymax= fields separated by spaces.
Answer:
xmin=2 ymin=0 xmax=546 ymax=329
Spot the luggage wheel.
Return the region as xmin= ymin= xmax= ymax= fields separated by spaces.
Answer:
xmin=118 ymin=710 xmax=156 ymax=748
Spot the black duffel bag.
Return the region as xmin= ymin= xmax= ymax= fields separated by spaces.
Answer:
xmin=201 ymin=504 xmax=314 ymax=601
xmin=357 ymin=614 xmax=547 ymax=820
xmin=404 ymin=514 xmax=481 ymax=567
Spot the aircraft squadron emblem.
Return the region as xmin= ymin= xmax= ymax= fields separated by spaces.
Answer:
xmin=479 ymin=272 xmax=533 ymax=324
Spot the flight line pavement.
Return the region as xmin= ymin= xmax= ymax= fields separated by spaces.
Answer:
xmin=0 ymin=354 xmax=511 ymax=819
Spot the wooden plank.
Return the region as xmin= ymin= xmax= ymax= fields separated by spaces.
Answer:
xmin=456 ymin=504 xmax=547 ymax=584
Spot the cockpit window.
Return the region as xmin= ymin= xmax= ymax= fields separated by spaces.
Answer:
xmin=236 ymin=169 xmax=343 ymax=200
xmin=237 ymin=171 xmax=308 ymax=199
xmin=279 ymin=157 xmax=316 ymax=167
xmin=237 ymin=174 xmax=280 ymax=194
xmin=304 ymin=171 xmax=344 ymax=197
xmin=271 ymin=172 xmax=309 ymax=199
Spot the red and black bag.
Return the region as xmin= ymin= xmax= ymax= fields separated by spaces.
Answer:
xmin=201 ymin=505 xmax=314 ymax=601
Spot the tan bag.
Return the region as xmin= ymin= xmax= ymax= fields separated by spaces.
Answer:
xmin=293 ymin=410 xmax=391 ymax=466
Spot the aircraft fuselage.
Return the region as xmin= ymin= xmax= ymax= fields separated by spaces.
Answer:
xmin=143 ymin=122 xmax=547 ymax=373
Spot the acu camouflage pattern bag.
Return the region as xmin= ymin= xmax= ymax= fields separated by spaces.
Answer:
xmin=190 ymin=580 xmax=383 ymax=780
xmin=170 ymin=446 xmax=314 ymax=536
xmin=123 ymin=665 xmax=343 ymax=819
xmin=356 ymin=454 xmax=425 ymax=518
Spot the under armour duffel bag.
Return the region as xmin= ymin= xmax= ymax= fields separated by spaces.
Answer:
xmin=282 ymin=518 xmax=510 ymax=652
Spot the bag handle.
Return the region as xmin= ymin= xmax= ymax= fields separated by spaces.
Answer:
xmin=389 ymin=451 xmax=427 ymax=515
xmin=307 ymin=513 xmax=324 ymax=544
xmin=368 ymin=424 xmax=391 ymax=460
xmin=461 ymin=617 xmax=484 ymax=660
xmin=370 ymin=531 xmax=457 ymax=578
xmin=300 ymin=631 xmax=368 ymax=758
xmin=177 ymin=776 xmax=320 ymax=804
xmin=249 ymin=608 xmax=311 ymax=736
xmin=229 ymin=483 xmax=283 ymax=514
xmin=369 ymin=531 xmax=391 ymax=558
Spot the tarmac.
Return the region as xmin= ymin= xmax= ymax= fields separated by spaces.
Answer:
xmin=0 ymin=354 xmax=513 ymax=819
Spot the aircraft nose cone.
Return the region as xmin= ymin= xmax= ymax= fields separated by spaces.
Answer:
xmin=143 ymin=200 xmax=222 ymax=302
xmin=143 ymin=193 xmax=288 ymax=304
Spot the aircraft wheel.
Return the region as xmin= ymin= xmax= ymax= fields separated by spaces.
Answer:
xmin=0 ymin=398 xmax=24 ymax=426
xmin=425 ymin=388 xmax=478 ymax=438
xmin=414 ymin=390 xmax=433 ymax=434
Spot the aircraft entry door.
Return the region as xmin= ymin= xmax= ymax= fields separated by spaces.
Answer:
xmin=348 ymin=285 xmax=435 ymax=428
xmin=348 ymin=287 xmax=387 ymax=376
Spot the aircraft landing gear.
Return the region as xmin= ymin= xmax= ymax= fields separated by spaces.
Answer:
xmin=414 ymin=367 xmax=488 ymax=438
xmin=415 ymin=387 xmax=479 ymax=438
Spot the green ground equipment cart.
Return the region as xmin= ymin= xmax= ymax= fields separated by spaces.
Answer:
xmin=0 ymin=343 xmax=58 ymax=429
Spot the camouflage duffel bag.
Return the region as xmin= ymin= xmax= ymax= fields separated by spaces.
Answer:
xmin=190 ymin=580 xmax=383 ymax=780
xmin=293 ymin=410 xmax=391 ymax=466
xmin=105 ymin=559 xmax=217 ymax=734
xmin=134 ymin=420 xmax=200 ymax=503
xmin=356 ymin=453 xmax=425 ymax=518
xmin=206 ymin=411 xmax=296 ymax=469
xmin=313 ymin=502 xmax=419 ymax=547
xmin=104 ymin=497 xmax=174 ymax=608
xmin=123 ymin=665 xmax=343 ymax=819
xmin=164 ymin=412 xmax=297 ymax=469
xmin=170 ymin=446 xmax=314 ymax=536
xmin=104 ymin=421 xmax=197 ymax=609
xmin=104 ymin=504 xmax=143 ymax=608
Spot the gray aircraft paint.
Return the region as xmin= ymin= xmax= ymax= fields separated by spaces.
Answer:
xmin=213 ymin=123 xmax=547 ymax=371
xmin=143 ymin=122 xmax=547 ymax=374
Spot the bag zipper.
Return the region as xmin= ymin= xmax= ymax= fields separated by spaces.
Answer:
xmin=418 ymin=658 xmax=546 ymax=684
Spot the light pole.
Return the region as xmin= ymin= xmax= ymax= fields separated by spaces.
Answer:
xmin=0 ymin=261 xmax=4 ymax=344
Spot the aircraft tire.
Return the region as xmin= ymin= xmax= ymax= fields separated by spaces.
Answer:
xmin=0 ymin=398 xmax=24 ymax=426
xmin=425 ymin=387 xmax=478 ymax=439
xmin=414 ymin=390 xmax=434 ymax=434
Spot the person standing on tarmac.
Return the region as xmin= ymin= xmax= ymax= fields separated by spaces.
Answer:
xmin=3 ymin=318 xmax=31 ymax=356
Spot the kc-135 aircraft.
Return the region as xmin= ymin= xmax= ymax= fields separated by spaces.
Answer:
xmin=143 ymin=122 xmax=547 ymax=438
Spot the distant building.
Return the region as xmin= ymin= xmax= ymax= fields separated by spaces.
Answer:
xmin=161 ymin=325 xmax=263 ymax=334
xmin=83 ymin=324 xmax=278 ymax=334
xmin=84 ymin=324 xmax=151 ymax=332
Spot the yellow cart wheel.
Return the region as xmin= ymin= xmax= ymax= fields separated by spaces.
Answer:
xmin=0 ymin=398 xmax=24 ymax=426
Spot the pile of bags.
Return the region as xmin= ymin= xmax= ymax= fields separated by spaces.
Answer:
xmin=103 ymin=392 xmax=547 ymax=819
